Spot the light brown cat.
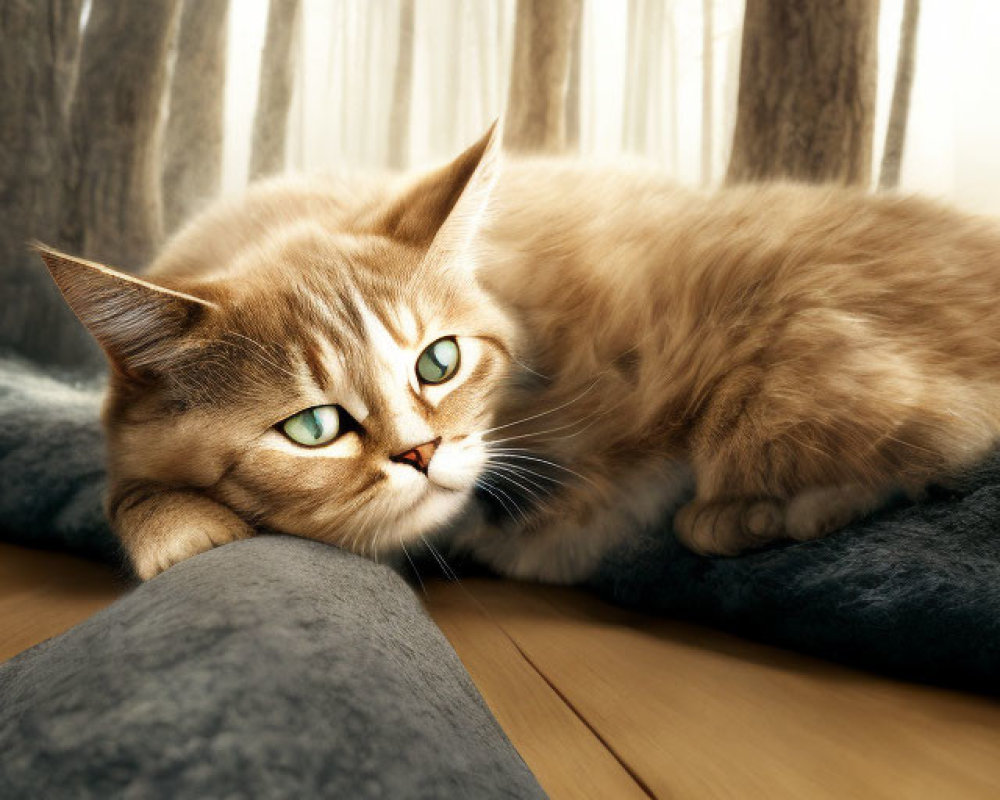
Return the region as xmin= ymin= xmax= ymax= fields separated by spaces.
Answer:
xmin=40 ymin=124 xmax=1000 ymax=581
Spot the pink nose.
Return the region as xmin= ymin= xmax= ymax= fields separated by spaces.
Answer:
xmin=390 ymin=438 xmax=440 ymax=473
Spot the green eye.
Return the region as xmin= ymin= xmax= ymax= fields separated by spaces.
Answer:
xmin=281 ymin=405 xmax=341 ymax=447
xmin=416 ymin=337 xmax=461 ymax=385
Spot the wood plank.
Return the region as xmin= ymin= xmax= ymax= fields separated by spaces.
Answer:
xmin=463 ymin=579 xmax=1000 ymax=800
xmin=0 ymin=543 xmax=126 ymax=661
xmin=424 ymin=581 xmax=649 ymax=799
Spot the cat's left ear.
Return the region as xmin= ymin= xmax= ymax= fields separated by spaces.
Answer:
xmin=35 ymin=243 xmax=216 ymax=376
xmin=377 ymin=119 xmax=502 ymax=272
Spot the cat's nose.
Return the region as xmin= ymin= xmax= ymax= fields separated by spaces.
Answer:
xmin=390 ymin=437 xmax=441 ymax=474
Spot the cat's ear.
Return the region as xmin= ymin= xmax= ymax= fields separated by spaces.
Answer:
xmin=35 ymin=243 xmax=216 ymax=375
xmin=378 ymin=120 xmax=502 ymax=268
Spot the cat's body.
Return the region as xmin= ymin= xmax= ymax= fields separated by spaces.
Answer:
xmin=41 ymin=128 xmax=1000 ymax=581
xmin=462 ymin=164 xmax=1000 ymax=580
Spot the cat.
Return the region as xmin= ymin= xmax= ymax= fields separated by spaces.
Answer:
xmin=39 ymin=123 xmax=1000 ymax=582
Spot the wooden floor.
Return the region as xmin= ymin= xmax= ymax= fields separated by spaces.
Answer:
xmin=3 ymin=542 xmax=1000 ymax=798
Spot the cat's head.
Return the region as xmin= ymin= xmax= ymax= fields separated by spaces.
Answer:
xmin=39 ymin=124 xmax=519 ymax=556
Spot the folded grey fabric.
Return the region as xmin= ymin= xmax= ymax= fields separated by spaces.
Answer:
xmin=0 ymin=355 xmax=119 ymax=562
xmin=0 ymin=535 xmax=544 ymax=799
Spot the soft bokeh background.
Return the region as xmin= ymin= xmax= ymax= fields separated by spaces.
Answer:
xmin=3 ymin=0 xmax=997 ymax=370
xmin=218 ymin=0 xmax=1000 ymax=212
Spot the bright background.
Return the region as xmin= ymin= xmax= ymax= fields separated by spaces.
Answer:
xmin=221 ymin=1 xmax=1000 ymax=214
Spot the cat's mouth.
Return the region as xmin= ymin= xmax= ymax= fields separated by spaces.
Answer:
xmin=395 ymin=478 xmax=462 ymax=516
xmin=384 ymin=480 xmax=472 ymax=548
xmin=426 ymin=476 xmax=465 ymax=493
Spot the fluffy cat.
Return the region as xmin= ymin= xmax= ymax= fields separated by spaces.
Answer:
xmin=40 ymin=124 xmax=1000 ymax=581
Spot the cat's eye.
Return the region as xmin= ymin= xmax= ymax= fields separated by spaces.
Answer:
xmin=416 ymin=337 xmax=461 ymax=385
xmin=281 ymin=405 xmax=341 ymax=447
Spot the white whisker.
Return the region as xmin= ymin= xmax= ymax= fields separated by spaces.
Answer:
xmin=401 ymin=542 xmax=426 ymax=595
xmin=487 ymin=452 xmax=600 ymax=490
xmin=485 ymin=466 xmax=547 ymax=503
xmin=482 ymin=415 xmax=595 ymax=447
xmin=486 ymin=459 xmax=568 ymax=490
xmin=473 ymin=379 xmax=601 ymax=438
xmin=511 ymin=355 xmax=551 ymax=381
xmin=421 ymin=535 xmax=459 ymax=582
xmin=474 ymin=478 xmax=524 ymax=524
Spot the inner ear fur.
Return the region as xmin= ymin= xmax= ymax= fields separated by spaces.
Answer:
xmin=34 ymin=243 xmax=216 ymax=375
xmin=376 ymin=120 xmax=501 ymax=252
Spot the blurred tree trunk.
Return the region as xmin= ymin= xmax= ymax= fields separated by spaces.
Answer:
xmin=162 ymin=0 xmax=230 ymax=233
xmin=62 ymin=0 xmax=182 ymax=268
xmin=441 ymin=0 xmax=463 ymax=154
xmin=387 ymin=0 xmax=415 ymax=170
xmin=666 ymin=3 xmax=679 ymax=174
xmin=250 ymin=0 xmax=302 ymax=180
xmin=878 ymin=0 xmax=920 ymax=190
xmin=474 ymin=1 xmax=500 ymax=118
xmin=701 ymin=0 xmax=714 ymax=185
xmin=726 ymin=0 xmax=879 ymax=186
xmin=52 ymin=0 xmax=85 ymax=118
xmin=564 ymin=5 xmax=583 ymax=150
xmin=624 ymin=0 xmax=650 ymax=154
xmin=721 ymin=20 xmax=742 ymax=171
xmin=0 ymin=0 xmax=101 ymax=368
xmin=504 ymin=0 xmax=582 ymax=153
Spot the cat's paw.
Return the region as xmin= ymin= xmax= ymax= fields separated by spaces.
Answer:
xmin=130 ymin=521 xmax=254 ymax=580
xmin=674 ymin=498 xmax=784 ymax=556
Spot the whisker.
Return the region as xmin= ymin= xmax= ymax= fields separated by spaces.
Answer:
xmin=481 ymin=390 xmax=632 ymax=449
xmin=430 ymin=543 xmax=460 ymax=582
xmin=475 ymin=478 xmax=525 ymax=525
xmin=485 ymin=466 xmax=547 ymax=504
xmin=473 ymin=379 xmax=601 ymax=438
xmin=421 ymin=535 xmax=459 ymax=582
xmin=482 ymin=477 xmax=533 ymax=524
xmin=485 ymin=460 xmax=560 ymax=493
xmin=511 ymin=355 xmax=551 ymax=381
xmin=483 ymin=416 xmax=595 ymax=447
xmin=488 ymin=452 xmax=600 ymax=490
xmin=486 ymin=460 xmax=568 ymax=490
xmin=401 ymin=542 xmax=426 ymax=595
xmin=474 ymin=479 xmax=516 ymax=521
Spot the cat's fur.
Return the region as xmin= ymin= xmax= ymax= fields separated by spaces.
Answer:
xmin=40 ymin=126 xmax=1000 ymax=581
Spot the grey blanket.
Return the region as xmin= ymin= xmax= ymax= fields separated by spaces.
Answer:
xmin=589 ymin=452 xmax=1000 ymax=693
xmin=0 ymin=357 xmax=544 ymax=798
xmin=0 ymin=536 xmax=544 ymax=798
xmin=2 ymin=356 xmax=999 ymax=695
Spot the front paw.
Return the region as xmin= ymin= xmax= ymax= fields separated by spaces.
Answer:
xmin=130 ymin=520 xmax=254 ymax=580
xmin=674 ymin=498 xmax=784 ymax=556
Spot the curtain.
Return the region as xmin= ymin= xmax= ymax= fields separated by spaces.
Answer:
xmin=219 ymin=0 xmax=1000 ymax=214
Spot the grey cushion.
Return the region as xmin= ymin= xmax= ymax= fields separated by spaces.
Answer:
xmin=0 ymin=535 xmax=544 ymax=799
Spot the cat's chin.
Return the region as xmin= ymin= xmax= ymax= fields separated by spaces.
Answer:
xmin=383 ymin=484 xmax=472 ymax=552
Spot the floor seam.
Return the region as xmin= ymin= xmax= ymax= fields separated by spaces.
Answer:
xmin=457 ymin=584 xmax=658 ymax=800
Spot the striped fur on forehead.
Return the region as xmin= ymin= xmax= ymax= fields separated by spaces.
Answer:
xmin=155 ymin=247 xmax=513 ymax=420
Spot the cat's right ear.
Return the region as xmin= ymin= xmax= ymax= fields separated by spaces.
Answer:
xmin=34 ymin=243 xmax=216 ymax=376
xmin=375 ymin=120 xmax=502 ymax=271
